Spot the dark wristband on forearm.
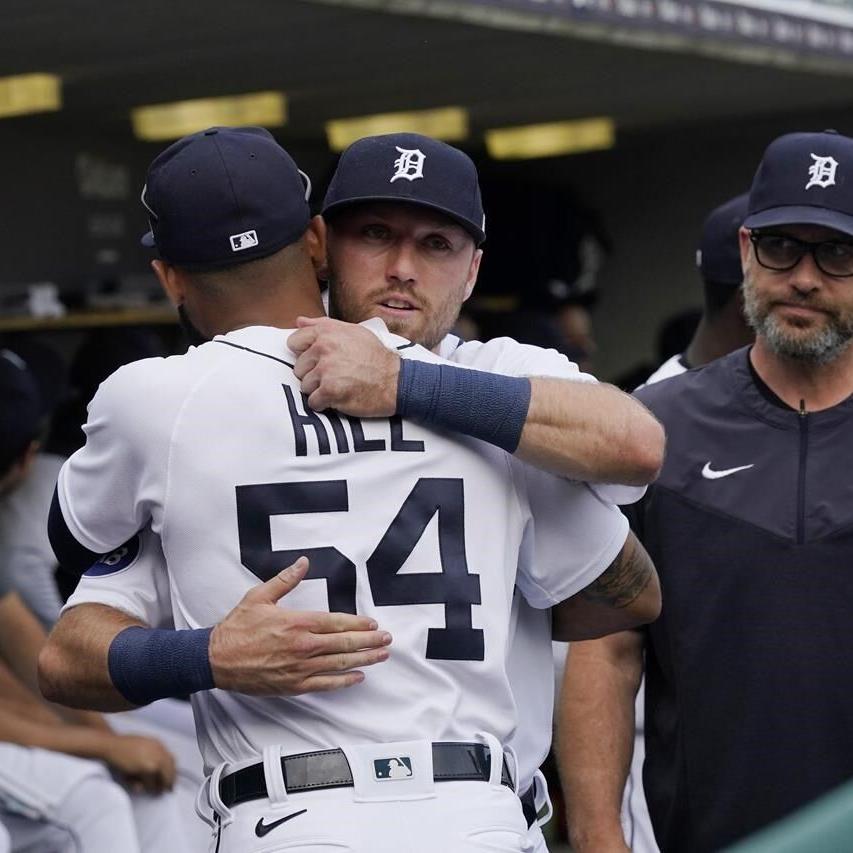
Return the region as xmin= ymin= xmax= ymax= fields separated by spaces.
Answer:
xmin=396 ymin=360 xmax=532 ymax=453
xmin=108 ymin=625 xmax=215 ymax=706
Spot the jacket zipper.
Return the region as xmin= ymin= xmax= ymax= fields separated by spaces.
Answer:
xmin=797 ymin=399 xmax=808 ymax=545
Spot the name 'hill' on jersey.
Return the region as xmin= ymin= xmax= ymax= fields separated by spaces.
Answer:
xmin=56 ymin=322 xmax=625 ymax=771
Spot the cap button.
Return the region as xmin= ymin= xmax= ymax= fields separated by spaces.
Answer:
xmin=204 ymin=129 xmax=219 ymax=136
xmin=824 ymin=128 xmax=839 ymax=135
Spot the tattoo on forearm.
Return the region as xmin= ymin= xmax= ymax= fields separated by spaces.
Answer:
xmin=581 ymin=543 xmax=653 ymax=609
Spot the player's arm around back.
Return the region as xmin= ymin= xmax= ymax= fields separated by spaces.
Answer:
xmin=289 ymin=317 xmax=664 ymax=485
xmin=551 ymin=531 xmax=660 ymax=641
xmin=558 ymin=630 xmax=645 ymax=853
xmin=518 ymin=377 xmax=664 ymax=485
xmin=39 ymin=558 xmax=393 ymax=711
xmin=38 ymin=602 xmax=146 ymax=711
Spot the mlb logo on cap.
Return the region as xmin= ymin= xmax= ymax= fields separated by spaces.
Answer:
xmin=373 ymin=756 xmax=413 ymax=781
xmin=140 ymin=126 xmax=311 ymax=268
xmin=230 ymin=230 xmax=259 ymax=252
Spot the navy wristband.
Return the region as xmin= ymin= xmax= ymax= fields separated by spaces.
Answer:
xmin=397 ymin=360 xmax=532 ymax=453
xmin=108 ymin=626 xmax=215 ymax=706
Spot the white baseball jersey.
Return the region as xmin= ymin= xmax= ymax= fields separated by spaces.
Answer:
xmin=642 ymin=353 xmax=689 ymax=387
xmin=438 ymin=333 xmax=643 ymax=794
xmin=58 ymin=321 xmax=627 ymax=772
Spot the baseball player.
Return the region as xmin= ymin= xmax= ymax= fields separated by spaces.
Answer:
xmin=561 ymin=130 xmax=853 ymax=852
xmin=47 ymin=132 xmax=661 ymax=853
xmin=311 ymin=132 xmax=662 ymax=852
xmin=0 ymin=344 xmax=210 ymax=851
xmin=41 ymin=128 xmax=658 ymax=853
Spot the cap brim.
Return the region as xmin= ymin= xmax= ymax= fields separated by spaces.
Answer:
xmin=140 ymin=230 xmax=156 ymax=247
xmin=744 ymin=205 xmax=853 ymax=238
xmin=323 ymin=196 xmax=485 ymax=245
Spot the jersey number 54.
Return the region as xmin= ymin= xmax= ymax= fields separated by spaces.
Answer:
xmin=235 ymin=477 xmax=484 ymax=661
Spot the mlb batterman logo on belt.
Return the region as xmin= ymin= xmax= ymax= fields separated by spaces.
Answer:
xmin=374 ymin=756 xmax=414 ymax=780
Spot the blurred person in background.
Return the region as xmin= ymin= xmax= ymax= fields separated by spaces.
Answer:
xmin=613 ymin=309 xmax=702 ymax=392
xmin=559 ymin=131 xmax=853 ymax=852
xmin=645 ymin=193 xmax=752 ymax=384
xmin=0 ymin=349 xmax=189 ymax=852
xmin=0 ymin=341 xmax=209 ymax=850
xmin=467 ymin=178 xmax=609 ymax=372
xmin=572 ymin=192 xmax=751 ymax=853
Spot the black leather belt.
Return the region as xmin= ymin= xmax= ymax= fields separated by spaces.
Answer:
xmin=219 ymin=742 xmax=514 ymax=808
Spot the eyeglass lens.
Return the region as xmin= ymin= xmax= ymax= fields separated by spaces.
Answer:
xmin=754 ymin=233 xmax=853 ymax=277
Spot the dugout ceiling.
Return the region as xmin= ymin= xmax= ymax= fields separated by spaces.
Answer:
xmin=4 ymin=0 xmax=853 ymax=145
xmin=4 ymin=0 xmax=853 ymax=307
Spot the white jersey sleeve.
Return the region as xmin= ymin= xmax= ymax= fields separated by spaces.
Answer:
xmin=512 ymin=461 xmax=628 ymax=608
xmin=640 ymin=353 xmax=689 ymax=387
xmin=439 ymin=333 xmax=645 ymax=506
xmin=62 ymin=528 xmax=174 ymax=628
xmin=438 ymin=334 xmax=596 ymax=383
xmin=55 ymin=356 xmax=186 ymax=554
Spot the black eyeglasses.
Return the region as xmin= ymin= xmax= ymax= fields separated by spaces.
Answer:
xmin=749 ymin=230 xmax=853 ymax=278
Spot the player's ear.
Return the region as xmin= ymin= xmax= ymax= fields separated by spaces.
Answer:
xmin=151 ymin=259 xmax=185 ymax=308
xmin=304 ymin=215 xmax=328 ymax=277
xmin=738 ymin=226 xmax=751 ymax=272
xmin=462 ymin=248 xmax=483 ymax=303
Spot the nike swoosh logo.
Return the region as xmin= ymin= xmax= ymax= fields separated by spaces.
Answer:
xmin=701 ymin=462 xmax=754 ymax=480
xmin=255 ymin=809 xmax=308 ymax=838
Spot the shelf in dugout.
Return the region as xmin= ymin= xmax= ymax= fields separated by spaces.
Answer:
xmin=0 ymin=307 xmax=177 ymax=332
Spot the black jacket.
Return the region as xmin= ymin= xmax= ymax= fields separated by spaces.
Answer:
xmin=632 ymin=346 xmax=853 ymax=852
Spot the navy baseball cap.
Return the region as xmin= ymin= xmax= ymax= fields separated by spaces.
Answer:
xmin=745 ymin=130 xmax=853 ymax=237
xmin=141 ymin=126 xmax=311 ymax=268
xmin=322 ymin=133 xmax=486 ymax=245
xmin=0 ymin=349 xmax=42 ymax=474
xmin=696 ymin=193 xmax=748 ymax=287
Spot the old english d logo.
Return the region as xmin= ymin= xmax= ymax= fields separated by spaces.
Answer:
xmin=374 ymin=756 xmax=413 ymax=780
xmin=806 ymin=154 xmax=839 ymax=190
xmin=390 ymin=147 xmax=425 ymax=182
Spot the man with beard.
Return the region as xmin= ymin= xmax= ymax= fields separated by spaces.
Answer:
xmin=44 ymin=132 xmax=662 ymax=853
xmin=41 ymin=129 xmax=660 ymax=853
xmin=559 ymin=129 xmax=853 ymax=853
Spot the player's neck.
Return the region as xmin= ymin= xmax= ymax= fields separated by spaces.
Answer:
xmin=204 ymin=290 xmax=326 ymax=335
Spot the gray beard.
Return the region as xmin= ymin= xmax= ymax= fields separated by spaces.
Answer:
xmin=743 ymin=283 xmax=853 ymax=366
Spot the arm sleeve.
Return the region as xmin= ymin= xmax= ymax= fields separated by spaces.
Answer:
xmin=513 ymin=462 xmax=629 ymax=609
xmin=449 ymin=337 xmax=646 ymax=506
xmin=52 ymin=361 xmax=172 ymax=559
xmin=449 ymin=337 xmax=597 ymax=383
xmin=62 ymin=529 xmax=174 ymax=628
